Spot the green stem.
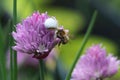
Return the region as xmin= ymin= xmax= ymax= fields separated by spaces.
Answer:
xmin=9 ymin=20 xmax=13 ymax=80
xmin=39 ymin=60 xmax=44 ymax=80
xmin=13 ymin=0 xmax=17 ymax=24
xmin=13 ymin=53 xmax=17 ymax=80
xmin=0 ymin=23 xmax=6 ymax=80
xmin=12 ymin=0 xmax=17 ymax=80
xmin=0 ymin=50 xmax=6 ymax=80
xmin=0 ymin=53 xmax=6 ymax=80
xmin=0 ymin=24 xmax=4 ymax=44
xmin=65 ymin=10 xmax=98 ymax=80
xmin=10 ymin=47 xmax=13 ymax=80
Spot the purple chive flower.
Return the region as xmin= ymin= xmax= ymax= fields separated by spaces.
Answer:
xmin=12 ymin=11 xmax=60 ymax=59
xmin=71 ymin=44 xmax=120 ymax=80
xmin=7 ymin=49 xmax=58 ymax=69
xmin=7 ymin=52 xmax=38 ymax=69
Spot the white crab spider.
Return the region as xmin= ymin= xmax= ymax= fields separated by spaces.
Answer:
xmin=44 ymin=17 xmax=58 ymax=29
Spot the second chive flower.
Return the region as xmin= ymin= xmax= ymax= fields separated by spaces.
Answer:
xmin=71 ymin=44 xmax=120 ymax=80
xmin=12 ymin=11 xmax=68 ymax=59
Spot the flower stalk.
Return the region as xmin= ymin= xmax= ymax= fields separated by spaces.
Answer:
xmin=0 ymin=45 xmax=6 ymax=80
xmin=65 ymin=10 xmax=98 ymax=80
xmin=39 ymin=60 xmax=44 ymax=80
xmin=11 ymin=0 xmax=17 ymax=80
xmin=0 ymin=24 xmax=6 ymax=80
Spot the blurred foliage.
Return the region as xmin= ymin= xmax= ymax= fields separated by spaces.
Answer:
xmin=44 ymin=7 xmax=83 ymax=34
xmin=59 ymin=35 xmax=118 ymax=69
xmin=2 ymin=0 xmax=83 ymax=34
xmin=0 ymin=0 xmax=120 ymax=80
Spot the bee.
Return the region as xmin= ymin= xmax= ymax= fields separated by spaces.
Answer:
xmin=56 ymin=28 xmax=69 ymax=46
xmin=44 ymin=17 xmax=69 ymax=46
